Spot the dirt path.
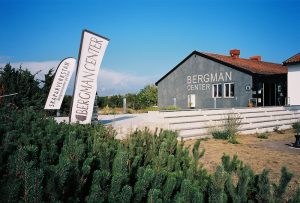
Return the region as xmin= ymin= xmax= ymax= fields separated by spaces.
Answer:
xmin=185 ymin=129 xmax=300 ymax=196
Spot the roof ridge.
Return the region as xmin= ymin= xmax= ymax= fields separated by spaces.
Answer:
xmin=155 ymin=50 xmax=287 ymax=85
xmin=196 ymin=51 xmax=282 ymax=65
xmin=283 ymin=52 xmax=300 ymax=64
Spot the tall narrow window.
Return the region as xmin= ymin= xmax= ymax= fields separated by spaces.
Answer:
xmin=224 ymin=83 xmax=235 ymax=97
xmin=212 ymin=84 xmax=222 ymax=98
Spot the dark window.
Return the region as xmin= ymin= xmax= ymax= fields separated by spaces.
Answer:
xmin=224 ymin=83 xmax=235 ymax=97
xmin=213 ymin=84 xmax=222 ymax=98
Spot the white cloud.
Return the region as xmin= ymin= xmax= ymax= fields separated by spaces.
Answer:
xmin=97 ymin=69 xmax=156 ymax=96
xmin=0 ymin=61 xmax=60 ymax=82
xmin=0 ymin=60 xmax=157 ymax=96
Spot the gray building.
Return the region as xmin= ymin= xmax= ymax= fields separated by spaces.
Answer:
xmin=155 ymin=50 xmax=287 ymax=109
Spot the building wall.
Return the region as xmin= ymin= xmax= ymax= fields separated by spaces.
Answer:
xmin=157 ymin=54 xmax=253 ymax=109
xmin=288 ymin=63 xmax=300 ymax=105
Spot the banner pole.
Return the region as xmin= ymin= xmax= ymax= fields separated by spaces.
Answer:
xmin=69 ymin=30 xmax=85 ymax=123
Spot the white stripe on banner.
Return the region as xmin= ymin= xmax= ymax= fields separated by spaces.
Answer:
xmin=44 ymin=57 xmax=76 ymax=109
xmin=70 ymin=30 xmax=109 ymax=124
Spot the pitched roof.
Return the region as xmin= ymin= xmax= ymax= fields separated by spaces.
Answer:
xmin=283 ymin=53 xmax=300 ymax=65
xmin=155 ymin=50 xmax=287 ymax=85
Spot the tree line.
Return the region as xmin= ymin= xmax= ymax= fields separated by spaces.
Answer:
xmin=0 ymin=64 xmax=157 ymax=114
xmin=97 ymin=84 xmax=157 ymax=110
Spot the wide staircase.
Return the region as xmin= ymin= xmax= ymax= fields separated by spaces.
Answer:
xmin=158 ymin=106 xmax=300 ymax=140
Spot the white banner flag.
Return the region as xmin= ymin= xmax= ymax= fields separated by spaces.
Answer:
xmin=44 ymin=57 xmax=76 ymax=109
xmin=70 ymin=30 xmax=109 ymax=124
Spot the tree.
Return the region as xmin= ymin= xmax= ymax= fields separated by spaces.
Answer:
xmin=0 ymin=64 xmax=43 ymax=108
xmin=136 ymin=84 xmax=157 ymax=109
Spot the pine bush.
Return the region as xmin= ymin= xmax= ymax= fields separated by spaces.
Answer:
xmin=0 ymin=104 xmax=297 ymax=202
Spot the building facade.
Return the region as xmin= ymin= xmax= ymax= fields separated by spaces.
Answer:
xmin=156 ymin=50 xmax=287 ymax=109
xmin=284 ymin=53 xmax=300 ymax=105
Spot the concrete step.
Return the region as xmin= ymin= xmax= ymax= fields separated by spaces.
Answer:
xmin=162 ymin=106 xmax=300 ymax=140
xmin=168 ymin=114 xmax=234 ymax=124
xmin=244 ymin=114 xmax=299 ymax=123
xmin=240 ymin=124 xmax=292 ymax=135
xmin=170 ymin=113 xmax=300 ymax=129
xmin=165 ymin=109 xmax=298 ymax=122
xmin=178 ymin=128 xmax=210 ymax=137
xmin=170 ymin=121 xmax=220 ymax=130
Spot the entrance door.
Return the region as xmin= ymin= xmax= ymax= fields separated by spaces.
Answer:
xmin=264 ymin=82 xmax=275 ymax=106
xmin=252 ymin=82 xmax=263 ymax=107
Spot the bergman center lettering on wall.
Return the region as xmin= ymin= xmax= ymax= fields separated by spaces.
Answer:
xmin=187 ymin=72 xmax=232 ymax=91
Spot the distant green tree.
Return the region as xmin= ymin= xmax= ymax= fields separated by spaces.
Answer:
xmin=124 ymin=93 xmax=137 ymax=109
xmin=41 ymin=68 xmax=55 ymax=99
xmin=97 ymin=85 xmax=158 ymax=110
xmin=110 ymin=94 xmax=123 ymax=108
xmin=0 ymin=64 xmax=43 ymax=108
xmin=136 ymin=84 xmax=157 ymax=109
xmin=97 ymin=96 xmax=109 ymax=108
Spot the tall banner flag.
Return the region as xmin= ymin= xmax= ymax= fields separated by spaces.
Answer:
xmin=44 ymin=57 xmax=76 ymax=109
xmin=70 ymin=30 xmax=109 ymax=124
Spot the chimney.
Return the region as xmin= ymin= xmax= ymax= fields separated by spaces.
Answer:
xmin=230 ymin=49 xmax=240 ymax=59
xmin=249 ymin=56 xmax=261 ymax=61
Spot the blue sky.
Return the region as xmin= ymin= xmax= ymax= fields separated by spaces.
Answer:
xmin=0 ymin=0 xmax=299 ymax=95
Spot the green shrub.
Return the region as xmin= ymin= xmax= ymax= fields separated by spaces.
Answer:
xmin=257 ymin=132 xmax=269 ymax=139
xmin=274 ymin=166 xmax=294 ymax=201
xmin=224 ymin=114 xmax=241 ymax=136
xmin=212 ymin=130 xmax=231 ymax=140
xmin=0 ymin=105 xmax=296 ymax=202
xmin=292 ymin=120 xmax=300 ymax=135
xmin=210 ymin=114 xmax=241 ymax=144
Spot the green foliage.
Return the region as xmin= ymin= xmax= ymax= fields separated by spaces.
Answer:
xmin=292 ymin=120 xmax=300 ymax=135
xmin=0 ymin=104 xmax=297 ymax=202
xmin=212 ymin=130 xmax=231 ymax=140
xmin=289 ymin=188 xmax=300 ymax=203
xmin=0 ymin=64 xmax=43 ymax=108
xmin=97 ymin=85 xmax=157 ymax=110
xmin=136 ymin=84 xmax=157 ymax=109
xmin=209 ymin=166 xmax=227 ymax=203
xmin=147 ymin=188 xmax=162 ymax=203
xmin=0 ymin=64 xmax=73 ymax=115
xmin=255 ymin=169 xmax=272 ymax=202
xmin=221 ymin=154 xmax=243 ymax=174
xmin=274 ymin=167 xmax=294 ymax=200
xmin=257 ymin=132 xmax=269 ymax=139
xmin=225 ymin=165 xmax=254 ymax=203
xmin=211 ymin=114 xmax=241 ymax=144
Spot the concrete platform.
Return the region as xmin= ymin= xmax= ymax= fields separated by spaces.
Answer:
xmin=54 ymin=112 xmax=166 ymax=139
xmin=54 ymin=105 xmax=300 ymax=140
